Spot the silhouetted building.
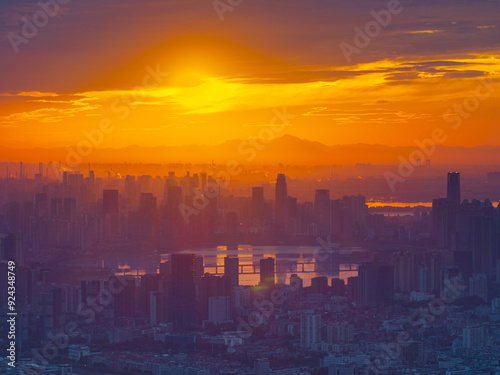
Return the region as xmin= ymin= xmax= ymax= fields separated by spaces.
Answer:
xmin=260 ymin=257 xmax=275 ymax=288
xmin=347 ymin=276 xmax=359 ymax=303
xmin=358 ymin=264 xmax=394 ymax=307
xmin=140 ymin=193 xmax=157 ymax=215
xmin=447 ymin=172 xmax=461 ymax=206
xmin=252 ymin=186 xmax=265 ymax=222
xmin=103 ymin=189 xmax=119 ymax=214
xmin=432 ymin=198 xmax=455 ymax=248
xmin=168 ymin=253 xmax=196 ymax=331
xmin=198 ymin=273 xmax=231 ymax=324
xmin=331 ymin=278 xmax=346 ymax=296
xmin=150 ymin=291 xmax=167 ymax=325
xmin=224 ymin=256 xmax=239 ymax=288
xmin=311 ymin=276 xmax=329 ymax=294
xmin=314 ymin=189 xmax=331 ymax=236
xmin=275 ymin=174 xmax=287 ymax=224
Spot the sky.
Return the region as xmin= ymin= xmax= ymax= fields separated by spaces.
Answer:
xmin=0 ymin=0 xmax=499 ymax=151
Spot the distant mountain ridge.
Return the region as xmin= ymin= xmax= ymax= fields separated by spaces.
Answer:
xmin=1 ymin=135 xmax=499 ymax=165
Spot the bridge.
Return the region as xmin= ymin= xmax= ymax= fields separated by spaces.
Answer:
xmin=203 ymin=262 xmax=358 ymax=275
xmin=113 ymin=261 xmax=358 ymax=276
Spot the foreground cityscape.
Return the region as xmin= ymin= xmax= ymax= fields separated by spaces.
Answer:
xmin=1 ymin=163 xmax=499 ymax=374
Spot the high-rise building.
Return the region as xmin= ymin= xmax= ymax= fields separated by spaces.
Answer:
xmin=139 ymin=193 xmax=157 ymax=216
xmin=393 ymin=252 xmax=414 ymax=293
xmin=168 ymin=253 xmax=196 ymax=331
xmin=358 ymin=264 xmax=394 ymax=307
xmin=208 ymin=296 xmax=231 ymax=323
xmin=289 ymin=273 xmax=303 ymax=300
xmin=462 ymin=325 xmax=485 ymax=350
xmin=311 ymin=276 xmax=329 ymax=294
xmin=125 ymin=175 xmax=137 ymax=200
xmin=447 ymin=172 xmax=461 ymax=206
xmin=195 ymin=255 xmax=204 ymax=285
xmin=0 ymin=232 xmax=24 ymax=267
xmin=401 ymin=341 xmax=424 ymax=365
xmin=113 ymin=276 xmax=135 ymax=318
xmin=331 ymin=278 xmax=345 ymax=296
xmin=198 ymin=273 xmax=231 ymax=323
xmin=252 ymin=186 xmax=265 ymax=222
xmin=254 ymin=358 xmax=270 ymax=375
xmin=139 ymin=274 xmax=161 ymax=317
xmin=432 ymin=198 xmax=454 ymax=248
xmin=224 ymin=256 xmax=239 ymax=288
xmin=200 ymin=172 xmax=207 ymax=190
xmin=469 ymin=273 xmax=488 ymax=302
xmin=150 ymin=291 xmax=167 ymax=325
xmin=347 ymin=276 xmax=359 ymax=303
xmin=275 ymin=174 xmax=287 ymax=223
xmin=103 ymin=189 xmax=119 ymax=214
xmin=326 ymin=322 xmax=354 ymax=343
xmin=314 ymin=189 xmax=331 ymax=236
xmin=300 ymin=314 xmax=321 ymax=348
xmin=419 ymin=266 xmax=431 ymax=293
xmin=260 ymin=257 xmax=275 ymax=288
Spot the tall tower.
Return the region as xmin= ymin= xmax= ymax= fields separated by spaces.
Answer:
xmin=260 ymin=257 xmax=275 ymax=288
xmin=168 ymin=253 xmax=196 ymax=331
xmin=103 ymin=190 xmax=119 ymax=214
xmin=300 ymin=314 xmax=321 ymax=348
xmin=224 ymin=256 xmax=239 ymax=287
xmin=314 ymin=189 xmax=331 ymax=236
xmin=252 ymin=186 xmax=265 ymax=222
xmin=447 ymin=172 xmax=461 ymax=206
xmin=275 ymin=174 xmax=287 ymax=222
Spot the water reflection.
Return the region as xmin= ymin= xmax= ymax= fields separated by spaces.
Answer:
xmin=109 ymin=245 xmax=362 ymax=286
xmin=177 ymin=245 xmax=360 ymax=287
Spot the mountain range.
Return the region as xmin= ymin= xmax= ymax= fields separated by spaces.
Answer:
xmin=1 ymin=135 xmax=499 ymax=166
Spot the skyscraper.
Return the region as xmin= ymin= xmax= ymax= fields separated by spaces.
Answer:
xmin=252 ymin=186 xmax=265 ymax=222
xmin=275 ymin=174 xmax=287 ymax=223
xmin=139 ymin=193 xmax=157 ymax=215
xmin=358 ymin=263 xmax=394 ymax=307
xmin=447 ymin=172 xmax=461 ymax=206
xmin=347 ymin=276 xmax=359 ymax=304
xmin=198 ymin=273 xmax=231 ymax=323
xmin=103 ymin=189 xmax=119 ymax=214
xmin=260 ymin=257 xmax=275 ymax=288
xmin=224 ymin=256 xmax=239 ymax=287
xmin=432 ymin=198 xmax=454 ymax=248
xmin=300 ymin=314 xmax=321 ymax=348
xmin=168 ymin=253 xmax=196 ymax=331
xmin=314 ymin=189 xmax=331 ymax=236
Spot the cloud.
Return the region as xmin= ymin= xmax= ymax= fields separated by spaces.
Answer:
xmin=0 ymin=95 xmax=101 ymax=124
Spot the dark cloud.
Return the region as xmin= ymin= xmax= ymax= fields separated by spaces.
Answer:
xmin=0 ymin=0 xmax=498 ymax=93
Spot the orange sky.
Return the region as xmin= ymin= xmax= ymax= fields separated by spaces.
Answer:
xmin=0 ymin=0 xmax=499 ymax=151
